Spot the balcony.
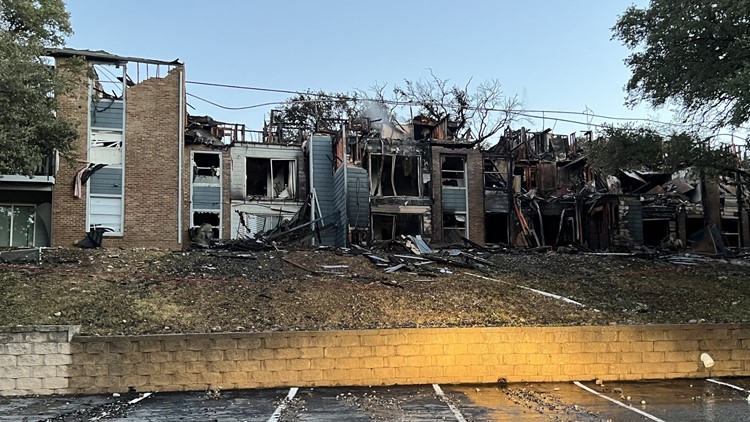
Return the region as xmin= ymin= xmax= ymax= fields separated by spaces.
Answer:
xmin=0 ymin=155 xmax=56 ymax=186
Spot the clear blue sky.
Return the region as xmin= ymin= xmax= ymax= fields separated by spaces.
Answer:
xmin=64 ymin=0 xmax=659 ymax=136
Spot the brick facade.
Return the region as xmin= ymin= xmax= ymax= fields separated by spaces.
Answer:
xmin=430 ymin=147 xmax=485 ymax=245
xmin=51 ymin=59 xmax=89 ymax=247
xmin=51 ymin=60 xmax=185 ymax=249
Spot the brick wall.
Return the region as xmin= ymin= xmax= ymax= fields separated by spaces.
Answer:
xmin=430 ymin=147 xmax=485 ymax=245
xmin=64 ymin=324 xmax=750 ymax=394
xmin=51 ymin=59 xmax=89 ymax=247
xmin=0 ymin=326 xmax=79 ymax=396
xmin=51 ymin=61 xmax=185 ymax=250
xmin=106 ymin=68 xmax=183 ymax=249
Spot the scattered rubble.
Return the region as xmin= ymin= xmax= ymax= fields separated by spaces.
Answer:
xmin=0 ymin=242 xmax=748 ymax=335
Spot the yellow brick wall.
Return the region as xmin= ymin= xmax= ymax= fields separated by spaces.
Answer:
xmin=63 ymin=324 xmax=750 ymax=394
xmin=0 ymin=326 xmax=80 ymax=396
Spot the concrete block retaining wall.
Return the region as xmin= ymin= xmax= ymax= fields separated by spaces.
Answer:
xmin=0 ymin=326 xmax=79 ymax=396
xmin=2 ymin=324 xmax=750 ymax=396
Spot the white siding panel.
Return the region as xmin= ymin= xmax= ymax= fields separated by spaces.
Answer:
xmin=89 ymin=196 xmax=122 ymax=232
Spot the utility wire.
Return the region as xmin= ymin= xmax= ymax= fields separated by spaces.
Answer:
xmin=185 ymin=79 xmax=748 ymax=140
xmin=186 ymin=79 xmax=681 ymax=126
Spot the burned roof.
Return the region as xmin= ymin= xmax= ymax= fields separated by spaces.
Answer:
xmin=46 ymin=48 xmax=181 ymax=66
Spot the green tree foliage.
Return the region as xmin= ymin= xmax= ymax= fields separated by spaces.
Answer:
xmin=271 ymin=91 xmax=359 ymax=141
xmin=0 ymin=0 xmax=78 ymax=175
xmin=585 ymin=125 xmax=745 ymax=177
xmin=613 ymin=0 xmax=750 ymax=128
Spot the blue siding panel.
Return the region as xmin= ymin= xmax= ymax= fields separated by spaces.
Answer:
xmin=333 ymin=166 xmax=347 ymax=247
xmin=347 ymin=167 xmax=370 ymax=229
xmin=90 ymin=99 xmax=124 ymax=129
xmin=193 ymin=186 xmax=221 ymax=210
xmin=441 ymin=188 xmax=467 ymax=212
xmin=89 ymin=167 xmax=123 ymax=195
xmin=310 ymin=135 xmax=337 ymax=246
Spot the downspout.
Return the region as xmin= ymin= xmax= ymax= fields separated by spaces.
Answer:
xmin=309 ymin=136 xmax=315 ymax=244
xmin=177 ymin=66 xmax=185 ymax=245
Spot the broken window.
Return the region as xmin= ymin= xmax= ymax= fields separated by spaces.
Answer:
xmin=442 ymin=213 xmax=466 ymax=243
xmin=192 ymin=212 xmax=220 ymax=239
xmin=88 ymin=64 xmax=125 ymax=235
xmin=246 ymin=158 xmax=296 ymax=199
xmin=0 ymin=205 xmax=35 ymax=247
xmin=441 ymin=156 xmax=466 ymax=187
xmin=191 ymin=152 xmax=222 ymax=239
xmin=371 ymin=213 xmax=423 ymax=241
xmin=483 ymin=159 xmax=506 ymax=190
xmin=193 ymin=153 xmax=221 ymax=185
xmin=368 ymin=154 xmax=422 ymax=197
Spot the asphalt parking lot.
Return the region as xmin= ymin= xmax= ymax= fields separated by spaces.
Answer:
xmin=2 ymin=377 xmax=749 ymax=421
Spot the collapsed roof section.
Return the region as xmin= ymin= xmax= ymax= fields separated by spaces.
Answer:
xmin=185 ymin=115 xmax=246 ymax=147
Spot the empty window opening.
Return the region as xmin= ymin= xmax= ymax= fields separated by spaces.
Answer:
xmin=485 ymin=213 xmax=508 ymax=244
xmin=0 ymin=205 xmax=35 ymax=247
xmin=368 ymin=155 xmax=421 ymax=197
xmin=685 ymin=217 xmax=704 ymax=240
xmin=90 ymin=130 xmax=123 ymax=165
xmin=246 ymin=158 xmax=296 ymax=199
xmin=721 ymin=218 xmax=740 ymax=247
xmin=372 ymin=214 xmax=395 ymax=240
xmin=193 ymin=212 xmax=220 ymax=238
xmin=193 ymin=153 xmax=221 ymax=185
xmin=643 ymin=219 xmax=671 ymax=246
xmin=442 ymin=213 xmax=466 ymax=243
xmin=484 ymin=159 xmax=506 ymax=189
xmin=372 ymin=213 xmax=423 ymax=241
xmin=441 ymin=156 xmax=466 ymax=187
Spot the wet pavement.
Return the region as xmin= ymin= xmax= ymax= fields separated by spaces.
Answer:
xmin=2 ymin=378 xmax=750 ymax=421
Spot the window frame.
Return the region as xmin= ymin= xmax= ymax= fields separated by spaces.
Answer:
xmin=0 ymin=203 xmax=36 ymax=247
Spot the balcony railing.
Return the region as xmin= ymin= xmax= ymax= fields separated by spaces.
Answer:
xmin=0 ymin=154 xmax=56 ymax=184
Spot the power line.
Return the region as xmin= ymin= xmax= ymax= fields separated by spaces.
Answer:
xmin=186 ymin=79 xmax=677 ymax=125
xmin=185 ymin=79 xmax=748 ymax=139
xmin=186 ymin=93 xmax=269 ymax=110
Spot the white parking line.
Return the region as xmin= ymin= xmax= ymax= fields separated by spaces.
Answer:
xmin=91 ymin=392 xmax=154 ymax=421
xmin=268 ymin=387 xmax=298 ymax=422
xmin=707 ymin=378 xmax=750 ymax=393
xmin=465 ymin=273 xmax=586 ymax=307
xmin=127 ymin=392 xmax=153 ymax=405
xmin=574 ymin=381 xmax=666 ymax=422
xmin=432 ymin=384 xmax=467 ymax=422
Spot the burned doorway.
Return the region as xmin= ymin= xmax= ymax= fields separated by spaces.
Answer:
xmin=191 ymin=151 xmax=222 ymax=239
xmin=485 ymin=213 xmax=508 ymax=245
xmin=643 ymin=218 xmax=671 ymax=246
xmin=371 ymin=213 xmax=423 ymax=241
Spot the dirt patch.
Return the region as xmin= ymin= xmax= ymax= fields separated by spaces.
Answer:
xmin=0 ymin=247 xmax=747 ymax=335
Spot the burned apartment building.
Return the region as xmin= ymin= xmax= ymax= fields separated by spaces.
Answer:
xmin=18 ymin=49 xmax=188 ymax=249
xmin=11 ymin=47 xmax=744 ymax=252
xmin=497 ymin=128 xmax=750 ymax=252
xmin=339 ymin=116 xmax=488 ymax=246
xmin=0 ymin=48 xmax=250 ymax=250
xmin=229 ymin=140 xmax=307 ymax=240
